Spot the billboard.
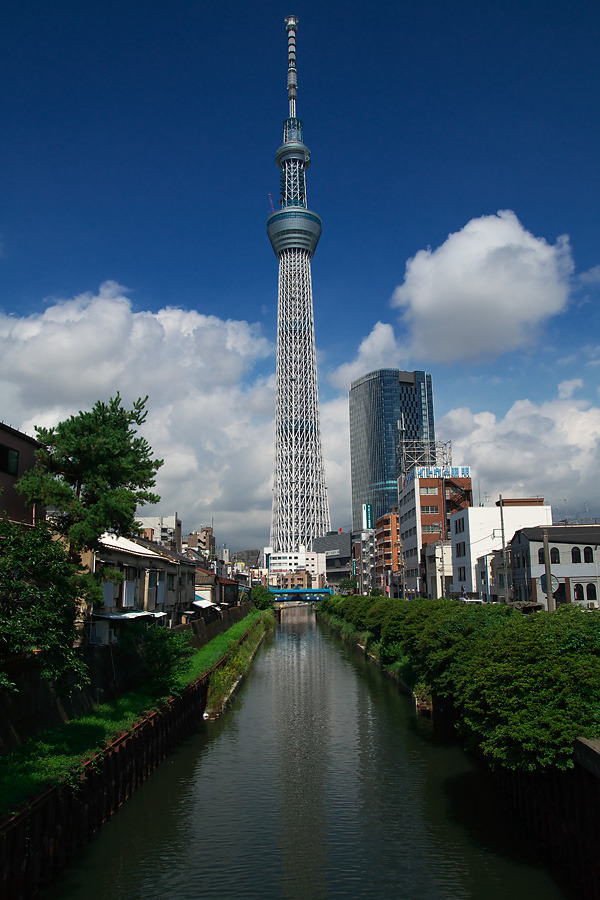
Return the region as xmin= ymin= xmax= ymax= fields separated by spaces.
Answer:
xmin=362 ymin=503 xmax=374 ymax=530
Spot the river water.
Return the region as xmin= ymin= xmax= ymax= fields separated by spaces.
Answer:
xmin=43 ymin=607 xmax=573 ymax=899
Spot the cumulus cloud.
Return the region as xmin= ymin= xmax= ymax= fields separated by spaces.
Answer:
xmin=328 ymin=322 xmax=406 ymax=390
xmin=440 ymin=393 xmax=600 ymax=514
xmin=391 ymin=210 xmax=573 ymax=363
xmin=0 ymin=283 xmax=283 ymax=548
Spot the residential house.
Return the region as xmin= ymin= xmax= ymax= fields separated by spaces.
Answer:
xmin=0 ymin=423 xmax=44 ymax=525
xmin=510 ymin=525 xmax=600 ymax=609
xmin=91 ymin=532 xmax=196 ymax=643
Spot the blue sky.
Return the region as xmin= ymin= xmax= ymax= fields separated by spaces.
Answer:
xmin=1 ymin=0 xmax=599 ymax=547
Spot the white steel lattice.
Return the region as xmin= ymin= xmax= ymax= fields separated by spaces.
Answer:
xmin=268 ymin=16 xmax=330 ymax=552
xmin=270 ymin=248 xmax=330 ymax=551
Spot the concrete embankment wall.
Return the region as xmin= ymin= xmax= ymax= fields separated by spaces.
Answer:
xmin=0 ymin=604 xmax=255 ymax=900
xmin=0 ymin=602 xmax=250 ymax=755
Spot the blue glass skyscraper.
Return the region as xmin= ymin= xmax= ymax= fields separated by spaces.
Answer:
xmin=349 ymin=369 xmax=435 ymax=531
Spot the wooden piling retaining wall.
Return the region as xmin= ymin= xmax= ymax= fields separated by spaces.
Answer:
xmin=492 ymin=742 xmax=600 ymax=900
xmin=0 ymin=675 xmax=209 ymax=900
xmin=0 ymin=606 xmax=258 ymax=900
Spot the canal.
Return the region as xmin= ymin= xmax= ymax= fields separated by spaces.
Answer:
xmin=43 ymin=607 xmax=573 ymax=899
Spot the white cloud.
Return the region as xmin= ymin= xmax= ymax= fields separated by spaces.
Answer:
xmin=0 ymin=283 xmax=280 ymax=548
xmin=579 ymin=265 xmax=600 ymax=285
xmin=320 ymin=394 xmax=352 ymax=529
xmin=558 ymin=378 xmax=583 ymax=400
xmin=328 ymin=321 xmax=406 ymax=390
xmin=440 ymin=395 xmax=600 ymax=514
xmin=391 ymin=210 xmax=573 ymax=363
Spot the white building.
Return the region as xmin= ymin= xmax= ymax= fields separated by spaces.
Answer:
xmin=451 ymin=499 xmax=552 ymax=599
xmin=137 ymin=512 xmax=182 ymax=551
xmin=264 ymin=546 xmax=326 ymax=580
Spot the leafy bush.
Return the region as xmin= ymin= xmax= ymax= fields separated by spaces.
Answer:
xmin=251 ymin=584 xmax=275 ymax=609
xmin=318 ymin=594 xmax=600 ymax=771
xmin=137 ymin=627 xmax=195 ymax=691
xmin=0 ymin=519 xmax=97 ymax=692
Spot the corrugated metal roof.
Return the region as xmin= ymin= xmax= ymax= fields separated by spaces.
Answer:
xmin=99 ymin=533 xmax=165 ymax=559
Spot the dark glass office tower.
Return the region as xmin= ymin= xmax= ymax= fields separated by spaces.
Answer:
xmin=349 ymin=369 xmax=435 ymax=531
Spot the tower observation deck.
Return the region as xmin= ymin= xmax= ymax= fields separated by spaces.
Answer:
xmin=268 ymin=15 xmax=330 ymax=553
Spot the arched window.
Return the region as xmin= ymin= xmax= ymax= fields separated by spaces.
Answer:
xmin=572 ymin=547 xmax=581 ymax=564
xmin=550 ymin=547 xmax=560 ymax=564
xmin=574 ymin=583 xmax=584 ymax=601
xmin=584 ymin=546 xmax=594 ymax=563
xmin=538 ymin=548 xmax=544 ymax=564
xmin=587 ymin=584 xmax=597 ymax=603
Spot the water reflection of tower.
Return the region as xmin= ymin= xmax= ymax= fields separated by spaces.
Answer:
xmin=275 ymin=607 xmax=328 ymax=897
xmin=268 ymin=16 xmax=330 ymax=553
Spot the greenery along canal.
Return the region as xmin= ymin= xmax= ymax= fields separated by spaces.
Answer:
xmin=42 ymin=607 xmax=573 ymax=900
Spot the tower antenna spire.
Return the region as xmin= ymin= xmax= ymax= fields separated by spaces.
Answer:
xmin=285 ymin=15 xmax=298 ymax=118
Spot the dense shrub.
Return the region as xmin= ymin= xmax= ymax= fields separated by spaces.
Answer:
xmin=317 ymin=595 xmax=600 ymax=771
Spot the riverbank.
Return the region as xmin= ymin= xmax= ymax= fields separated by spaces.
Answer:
xmin=316 ymin=598 xmax=600 ymax=900
xmin=0 ymin=608 xmax=274 ymax=900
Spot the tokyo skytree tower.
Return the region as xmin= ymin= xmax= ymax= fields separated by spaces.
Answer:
xmin=267 ymin=15 xmax=330 ymax=552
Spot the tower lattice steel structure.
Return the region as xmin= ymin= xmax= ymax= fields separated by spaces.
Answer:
xmin=267 ymin=15 xmax=330 ymax=552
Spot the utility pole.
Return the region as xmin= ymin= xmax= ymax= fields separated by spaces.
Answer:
xmin=499 ymin=495 xmax=509 ymax=602
xmin=542 ymin=527 xmax=555 ymax=612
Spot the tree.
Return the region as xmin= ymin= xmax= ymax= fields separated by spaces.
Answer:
xmin=338 ymin=576 xmax=358 ymax=594
xmin=17 ymin=394 xmax=163 ymax=552
xmin=0 ymin=519 xmax=96 ymax=692
xmin=251 ymin=584 xmax=275 ymax=609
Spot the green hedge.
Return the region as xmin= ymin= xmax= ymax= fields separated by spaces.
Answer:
xmin=318 ymin=595 xmax=600 ymax=772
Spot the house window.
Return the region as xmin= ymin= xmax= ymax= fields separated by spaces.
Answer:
xmin=574 ymin=583 xmax=584 ymax=601
xmin=420 ymin=486 xmax=438 ymax=495
xmin=572 ymin=547 xmax=581 ymax=564
xmin=538 ymin=548 xmax=545 ymax=564
xmin=587 ymin=584 xmax=597 ymax=602
xmin=0 ymin=444 xmax=19 ymax=476
xmin=458 ymin=567 xmax=466 ymax=581
xmin=584 ymin=546 xmax=594 ymax=563
xmin=167 ymin=574 xmax=176 ymax=590
xmin=148 ymin=571 xmax=157 ymax=588
xmin=456 ymin=542 xmax=466 ymax=558
xmin=550 ymin=547 xmax=560 ymax=564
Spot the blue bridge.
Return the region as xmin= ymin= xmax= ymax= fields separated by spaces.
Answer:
xmin=269 ymin=587 xmax=334 ymax=602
